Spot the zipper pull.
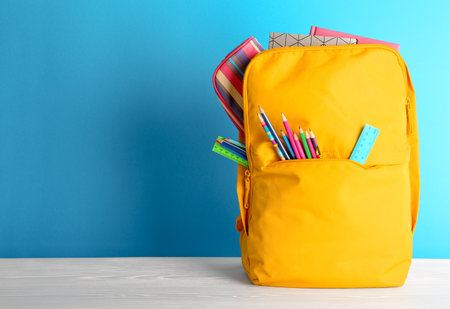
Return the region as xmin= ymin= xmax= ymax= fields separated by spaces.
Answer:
xmin=406 ymin=97 xmax=412 ymax=135
xmin=243 ymin=169 xmax=251 ymax=209
xmin=244 ymin=169 xmax=250 ymax=209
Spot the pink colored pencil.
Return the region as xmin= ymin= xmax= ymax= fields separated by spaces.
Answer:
xmin=305 ymin=130 xmax=318 ymax=159
xmin=281 ymin=113 xmax=300 ymax=159
xmin=293 ymin=132 xmax=306 ymax=159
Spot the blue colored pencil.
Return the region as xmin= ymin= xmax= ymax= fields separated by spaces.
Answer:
xmin=281 ymin=129 xmax=295 ymax=159
xmin=257 ymin=112 xmax=285 ymax=160
xmin=258 ymin=106 xmax=290 ymax=159
xmin=220 ymin=140 xmax=247 ymax=156
xmin=224 ymin=138 xmax=246 ymax=150
xmin=217 ymin=140 xmax=247 ymax=160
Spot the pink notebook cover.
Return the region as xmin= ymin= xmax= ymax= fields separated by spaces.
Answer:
xmin=310 ymin=26 xmax=400 ymax=51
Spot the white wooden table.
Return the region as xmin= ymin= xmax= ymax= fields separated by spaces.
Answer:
xmin=0 ymin=258 xmax=448 ymax=308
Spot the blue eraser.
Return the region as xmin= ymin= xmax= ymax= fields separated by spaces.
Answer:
xmin=349 ymin=124 xmax=380 ymax=165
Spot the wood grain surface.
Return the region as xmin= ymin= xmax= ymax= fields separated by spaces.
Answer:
xmin=0 ymin=258 xmax=449 ymax=308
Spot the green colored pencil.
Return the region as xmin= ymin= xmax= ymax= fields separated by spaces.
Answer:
xmin=299 ymin=127 xmax=312 ymax=159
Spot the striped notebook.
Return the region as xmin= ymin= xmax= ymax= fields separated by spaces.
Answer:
xmin=212 ymin=37 xmax=264 ymax=134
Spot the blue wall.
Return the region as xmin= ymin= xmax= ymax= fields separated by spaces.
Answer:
xmin=0 ymin=0 xmax=448 ymax=258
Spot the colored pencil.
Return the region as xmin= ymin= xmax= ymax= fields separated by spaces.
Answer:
xmin=281 ymin=113 xmax=300 ymax=159
xmin=293 ymin=132 xmax=306 ymax=159
xmin=221 ymin=140 xmax=246 ymax=154
xmin=305 ymin=130 xmax=317 ymax=159
xmin=216 ymin=139 xmax=247 ymax=160
xmin=257 ymin=112 xmax=286 ymax=160
xmin=224 ymin=138 xmax=246 ymax=150
xmin=281 ymin=129 xmax=295 ymax=159
xmin=259 ymin=106 xmax=290 ymax=159
xmin=218 ymin=139 xmax=247 ymax=157
xmin=299 ymin=127 xmax=312 ymax=159
xmin=309 ymin=129 xmax=321 ymax=158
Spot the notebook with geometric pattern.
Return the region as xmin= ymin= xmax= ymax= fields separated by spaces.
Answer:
xmin=269 ymin=32 xmax=357 ymax=49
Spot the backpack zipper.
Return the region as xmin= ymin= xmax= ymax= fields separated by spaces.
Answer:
xmin=244 ymin=169 xmax=251 ymax=209
xmin=243 ymin=169 xmax=251 ymax=234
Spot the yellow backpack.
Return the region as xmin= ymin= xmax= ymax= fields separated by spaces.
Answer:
xmin=235 ymin=44 xmax=419 ymax=288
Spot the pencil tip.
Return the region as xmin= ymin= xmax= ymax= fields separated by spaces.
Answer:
xmin=258 ymin=106 xmax=264 ymax=113
xmin=281 ymin=113 xmax=287 ymax=121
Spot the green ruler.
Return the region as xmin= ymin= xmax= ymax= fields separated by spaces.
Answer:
xmin=212 ymin=136 xmax=249 ymax=167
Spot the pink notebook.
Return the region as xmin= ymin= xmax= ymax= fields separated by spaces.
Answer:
xmin=310 ymin=26 xmax=400 ymax=51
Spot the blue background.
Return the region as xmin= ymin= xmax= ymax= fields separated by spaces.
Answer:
xmin=0 ymin=0 xmax=448 ymax=258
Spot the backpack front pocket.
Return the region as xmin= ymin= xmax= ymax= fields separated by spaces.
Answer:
xmin=244 ymin=159 xmax=412 ymax=288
